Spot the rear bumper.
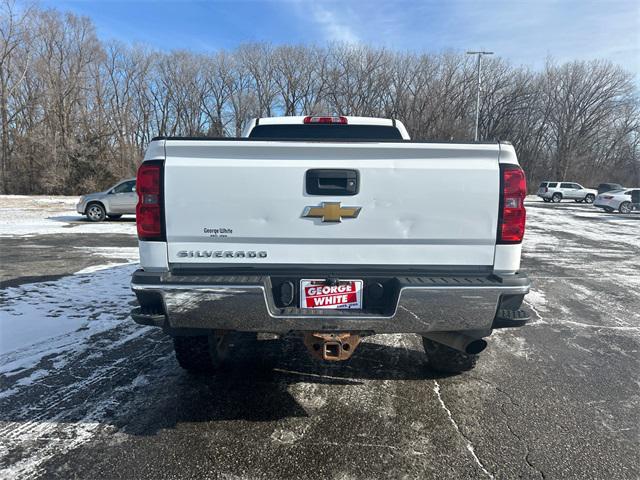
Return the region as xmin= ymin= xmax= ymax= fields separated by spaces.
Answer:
xmin=130 ymin=269 xmax=531 ymax=335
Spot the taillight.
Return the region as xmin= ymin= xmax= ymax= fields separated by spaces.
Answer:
xmin=136 ymin=161 xmax=164 ymax=241
xmin=543 ymin=187 xmax=548 ymax=193
xmin=303 ymin=116 xmax=347 ymax=124
xmin=498 ymin=165 xmax=526 ymax=244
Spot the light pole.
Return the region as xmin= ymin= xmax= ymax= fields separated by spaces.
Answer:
xmin=466 ymin=51 xmax=493 ymax=141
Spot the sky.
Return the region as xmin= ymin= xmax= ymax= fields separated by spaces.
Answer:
xmin=38 ymin=0 xmax=640 ymax=77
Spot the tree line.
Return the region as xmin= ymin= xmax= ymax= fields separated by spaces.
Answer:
xmin=1 ymin=1 xmax=639 ymax=195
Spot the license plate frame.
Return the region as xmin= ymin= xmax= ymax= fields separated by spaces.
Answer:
xmin=300 ymin=279 xmax=363 ymax=310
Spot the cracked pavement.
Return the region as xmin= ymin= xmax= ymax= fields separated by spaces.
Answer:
xmin=0 ymin=200 xmax=639 ymax=479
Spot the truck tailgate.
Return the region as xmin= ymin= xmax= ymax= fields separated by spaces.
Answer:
xmin=162 ymin=140 xmax=500 ymax=267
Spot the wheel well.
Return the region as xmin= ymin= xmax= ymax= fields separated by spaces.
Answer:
xmin=85 ymin=201 xmax=106 ymax=214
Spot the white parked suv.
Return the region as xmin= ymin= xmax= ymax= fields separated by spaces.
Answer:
xmin=537 ymin=181 xmax=597 ymax=203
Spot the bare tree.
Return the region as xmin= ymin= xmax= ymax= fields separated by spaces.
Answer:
xmin=1 ymin=3 xmax=638 ymax=194
xmin=0 ymin=0 xmax=36 ymax=192
xmin=237 ymin=43 xmax=277 ymax=117
xmin=202 ymin=51 xmax=232 ymax=136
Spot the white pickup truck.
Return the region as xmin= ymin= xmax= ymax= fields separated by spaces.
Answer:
xmin=131 ymin=116 xmax=530 ymax=374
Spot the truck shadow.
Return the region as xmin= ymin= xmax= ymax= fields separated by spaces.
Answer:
xmin=119 ymin=335 xmax=450 ymax=435
xmin=0 ymin=333 xmax=454 ymax=439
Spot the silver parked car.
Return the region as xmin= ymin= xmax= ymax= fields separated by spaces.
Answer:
xmin=76 ymin=178 xmax=137 ymax=222
xmin=594 ymin=188 xmax=639 ymax=214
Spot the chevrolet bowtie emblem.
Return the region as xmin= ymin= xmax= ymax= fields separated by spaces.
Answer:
xmin=302 ymin=202 xmax=362 ymax=223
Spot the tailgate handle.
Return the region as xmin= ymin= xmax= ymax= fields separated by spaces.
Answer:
xmin=306 ymin=169 xmax=359 ymax=196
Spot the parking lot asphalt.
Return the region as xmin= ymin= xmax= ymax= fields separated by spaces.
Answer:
xmin=0 ymin=200 xmax=639 ymax=479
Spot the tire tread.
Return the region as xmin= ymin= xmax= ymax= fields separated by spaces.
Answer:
xmin=173 ymin=335 xmax=218 ymax=373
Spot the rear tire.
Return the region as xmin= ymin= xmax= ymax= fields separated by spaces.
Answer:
xmin=86 ymin=203 xmax=106 ymax=222
xmin=543 ymin=198 xmax=550 ymax=203
xmin=173 ymin=334 xmax=226 ymax=374
xmin=619 ymin=201 xmax=632 ymax=214
xmin=585 ymin=194 xmax=595 ymax=204
xmin=422 ymin=337 xmax=478 ymax=373
xmin=551 ymin=193 xmax=562 ymax=203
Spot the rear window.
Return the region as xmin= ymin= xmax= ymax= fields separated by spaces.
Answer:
xmin=539 ymin=182 xmax=548 ymax=187
xmin=248 ymin=124 xmax=403 ymax=140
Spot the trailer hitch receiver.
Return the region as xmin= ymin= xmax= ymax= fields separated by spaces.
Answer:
xmin=303 ymin=332 xmax=361 ymax=361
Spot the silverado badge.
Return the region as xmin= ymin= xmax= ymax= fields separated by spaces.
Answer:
xmin=302 ymin=202 xmax=362 ymax=223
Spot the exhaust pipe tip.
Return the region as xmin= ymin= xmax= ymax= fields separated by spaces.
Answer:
xmin=422 ymin=332 xmax=488 ymax=355
xmin=465 ymin=339 xmax=487 ymax=355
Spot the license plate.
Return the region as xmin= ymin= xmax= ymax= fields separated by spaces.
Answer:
xmin=300 ymin=279 xmax=363 ymax=309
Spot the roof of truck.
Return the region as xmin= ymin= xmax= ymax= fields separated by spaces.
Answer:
xmin=243 ymin=116 xmax=411 ymax=139
xmin=151 ymin=116 xmax=513 ymax=144
xmin=254 ymin=116 xmax=395 ymax=126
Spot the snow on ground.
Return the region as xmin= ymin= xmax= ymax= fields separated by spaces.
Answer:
xmin=0 ymin=196 xmax=140 ymax=366
xmin=0 ymin=238 xmax=160 ymax=479
xmin=0 ymin=247 xmax=139 ymax=359
xmin=520 ymin=199 xmax=640 ymax=347
xmin=523 ymin=200 xmax=640 ymax=291
xmin=0 ymin=308 xmax=162 ymax=479
xmin=524 ymin=198 xmax=640 ymax=249
xmin=71 ymin=247 xmax=140 ymax=274
xmin=0 ymin=195 xmax=136 ymax=236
